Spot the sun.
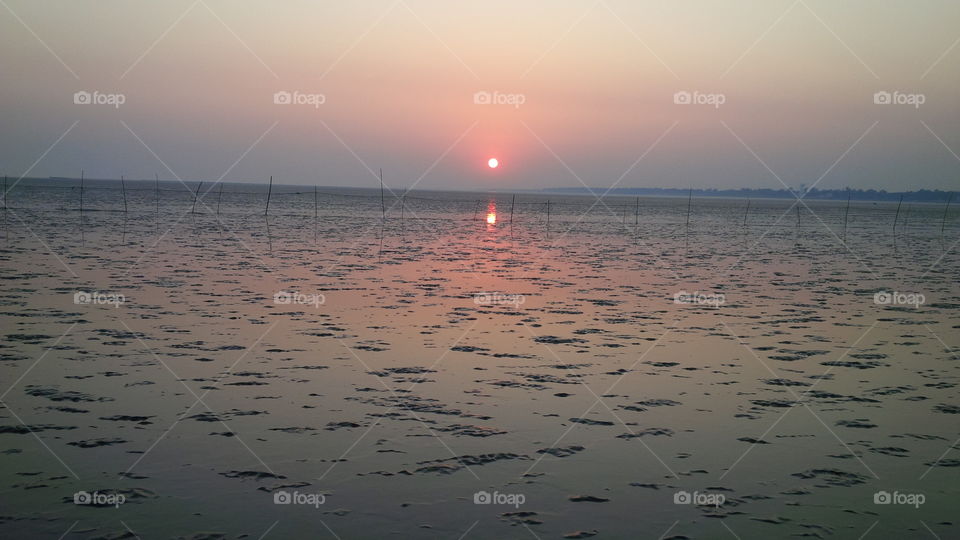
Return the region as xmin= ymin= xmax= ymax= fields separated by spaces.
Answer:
xmin=487 ymin=157 xmax=499 ymax=169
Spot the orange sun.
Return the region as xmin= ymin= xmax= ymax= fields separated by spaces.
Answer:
xmin=487 ymin=158 xmax=499 ymax=169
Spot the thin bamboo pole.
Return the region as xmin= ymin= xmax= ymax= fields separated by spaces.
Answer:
xmin=120 ymin=175 xmax=128 ymax=213
xmin=843 ymin=189 xmax=851 ymax=238
xmin=510 ymin=194 xmax=516 ymax=227
xmin=892 ymin=194 xmax=903 ymax=231
xmin=743 ymin=199 xmax=750 ymax=226
xmin=155 ymin=173 xmax=159 ymax=216
xmin=192 ymin=181 xmax=202 ymax=214
xmin=942 ymin=193 xmax=953 ymax=235
xmin=217 ymin=182 xmax=224 ymax=215
xmin=379 ymin=169 xmax=385 ymax=220
xmin=685 ymin=188 xmax=692 ymax=228
xmin=264 ymin=176 xmax=273 ymax=216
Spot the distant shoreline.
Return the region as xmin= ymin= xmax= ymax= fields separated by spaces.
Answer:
xmin=538 ymin=187 xmax=955 ymax=203
xmin=24 ymin=177 xmax=956 ymax=203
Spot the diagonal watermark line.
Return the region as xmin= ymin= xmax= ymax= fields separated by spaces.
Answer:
xmin=719 ymin=320 xmax=880 ymax=479
xmin=118 ymin=317 xmax=277 ymax=437
xmin=920 ymin=520 xmax=942 ymax=539
xmin=6 ymin=209 xmax=80 ymax=277
xmin=58 ymin=521 xmax=79 ymax=540
xmin=521 ymin=321 xmax=678 ymax=477
xmin=659 ymin=520 xmax=680 ymax=539
xmin=4 ymin=120 xmax=79 ymax=196
xmin=120 ymin=120 xmax=283 ymax=278
xmin=1 ymin=322 xmax=77 ymax=400
xmin=918 ymin=325 xmax=959 ymax=479
xmin=518 ymin=119 xmax=685 ymax=284
xmin=921 ymin=35 xmax=960 ymax=79
xmin=120 ymin=0 xmax=201 ymax=79
xmin=600 ymin=1 xmax=679 ymax=79
xmin=720 ymin=120 xmax=881 ymax=280
xmin=319 ymin=520 xmax=343 ymax=540
xmin=457 ymin=520 xmax=480 ymax=540
xmin=0 ymin=0 xmax=80 ymax=79
xmin=521 ymin=522 xmax=543 ymax=539
xmin=521 ymin=0 xmax=601 ymax=79
xmin=0 ymin=400 xmax=80 ymax=478
xmin=120 ymin=320 xmax=278 ymax=475
xmin=523 ymin=323 xmax=679 ymax=478
xmin=257 ymin=520 xmax=279 ymax=540
xmin=216 ymin=121 xmax=280 ymax=182
xmin=326 ymin=321 xmax=482 ymax=481
xmin=921 ymin=120 xmax=960 ymax=163
xmin=120 ymin=520 xmax=141 ymax=540
xmin=720 ymin=0 xmax=800 ymax=80
xmin=858 ymin=521 xmax=879 ymax=539
xmin=313 ymin=120 xmax=478 ymax=281
xmin=401 ymin=1 xmax=481 ymax=80
xmin=319 ymin=0 xmax=402 ymax=81
xmin=798 ymin=0 xmax=879 ymax=79
xmin=199 ymin=0 xmax=279 ymax=79
xmin=721 ymin=521 xmax=742 ymax=539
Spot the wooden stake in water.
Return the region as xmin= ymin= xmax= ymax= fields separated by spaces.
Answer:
xmin=379 ymin=168 xmax=385 ymax=220
xmin=546 ymin=200 xmax=551 ymax=227
xmin=120 ymin=175 xmax=128 ymax=213
xmin=314 ymin=185 xmax=318 ymax=219
xmin=80 ymin=170 xmax=84 ymax=214
xmin=796 ymin=203 xmax=800 ymax=228
xmin=192 ymin=181 xmax=202 ymax=214
xmin=155 ymin=173 xmax=160 ymax=216
xmin=743 ymin=199 xmax=750 ymax=226
xmin=217 ymin=182 xmax=224 ymax=215
xmin=634 ymin=197 xmax=640 ymax=226
xmin=264 ymin=176 xmax=273 ymax=216
xmin=843 ymin=189 xmax=851 ymax=238
xmin=892 ymin=194 xmax=903 ymax=232
xmin=685 ymin=188 xmax=692 ymax=228
xmin=942 ymin=193 xmax=953 ymax=235
xmin=510 ymin=194 xmax=516 ymax=227
xmin=473 ymin=200 xmax=480 ymax=221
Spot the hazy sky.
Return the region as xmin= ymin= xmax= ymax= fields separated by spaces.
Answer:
xmin=1 ymin=0 xmax=958 ymax=191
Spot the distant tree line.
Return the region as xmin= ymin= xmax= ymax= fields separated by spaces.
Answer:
xmin=544 ymin=187 xmax=955 ymax=202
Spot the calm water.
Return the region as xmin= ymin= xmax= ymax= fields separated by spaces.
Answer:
xmin=0 ymin=180 xmax=958 ymax=539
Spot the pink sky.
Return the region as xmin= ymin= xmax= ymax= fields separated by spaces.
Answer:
xmin=1 ymin=0 xmax=958 ymax=191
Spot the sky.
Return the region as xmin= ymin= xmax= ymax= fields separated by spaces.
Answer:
xmin=1 ymin=0 xmax=958 ymax=192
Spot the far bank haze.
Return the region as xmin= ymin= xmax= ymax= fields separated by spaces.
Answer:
xmin=25 ymin=176 xmax=959 ymax=203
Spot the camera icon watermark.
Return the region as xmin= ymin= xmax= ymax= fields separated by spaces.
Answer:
xmin=673 ymin=90 xmax=725 ymax=108
xmin=74 ymin=291 xmax=125 ymax=308
xmin=674 ymin=290 xmax=725 ymax=308
xmin=873 ymin=290 xmax=924 ymax=308
xmin=273 ymin=90 xmax=325 ymax=108
xmin=73 ymin=90 xmax=126 ymax=108
xmin=273 ymin=490 xmax=325 ymax=508
xmin=673 ymin=490 xmax=725 ymax=507
xmin=874 ymin=490 xmax=925 ymax=508
xmin=273 ymin=290 xmax=325 ymax=308
xmin=473 ymin=90 xmax=525 ymax=109
xmin=873 ymin=91 xmax=924 ymax=108
xmin=474 ymin=292 xmax=525 ymax=308
xmin=473 ymin=490 xmax=525 ymax=508
xmin=74 ymin=490 xmax=126 ymax=508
